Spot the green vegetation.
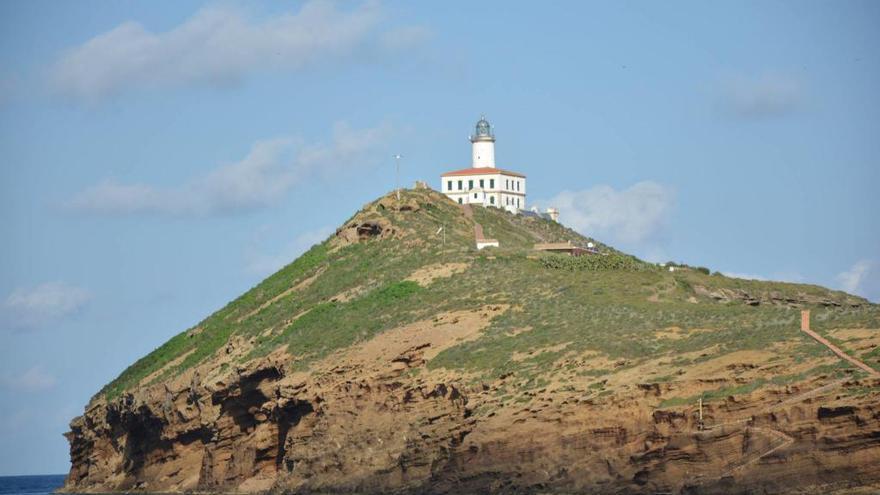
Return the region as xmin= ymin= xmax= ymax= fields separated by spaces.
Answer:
xmin=262 ymin=280 xmax=423 ymax=369
xmin=98 ymin=188 xmax=879 ymax=402
xmin=539 ymin=252 xmax=654 ymax=271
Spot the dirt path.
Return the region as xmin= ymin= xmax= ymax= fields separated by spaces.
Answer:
xmin=460 ymin=204 xmax=473 ymax=219
xmin=801 ymin=327 xmax=880 ymax=377
xmin=474 ymin=223 xmax=486 ymax=241
xmin=460 ymin=204 xmax=490 ymax=243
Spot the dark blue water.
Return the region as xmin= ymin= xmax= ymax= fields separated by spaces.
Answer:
xmin=0 ymin=475 xmax=66 ymax=495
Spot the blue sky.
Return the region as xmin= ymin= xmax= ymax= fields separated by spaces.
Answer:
xmin=1 ymin=0 xmax=878 ymax=475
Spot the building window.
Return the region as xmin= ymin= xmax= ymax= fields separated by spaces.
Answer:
xmin=516 ymin=181 xmax=520 ymax=191
xmin=490 ymin=179 xmax=495 ymax=189
xmin=458 ymin=180 xmax=463 ymax=190
xmin=474 ymin=193 xmax=478 ymax=199
xmin=505 ymin=179 xmax=509 ymax=190
xmin=447 ymin=180 xmax=452 ymax=191
xmin=490 ymin=196 xmax=495 ymax=204
xmin=468 ymin=180 xmax=474 ymax=190
xmin=479 ymin=179 xmax=484 ymax=188
xmin=458 ymin=198 xmax=462 ymax=204
xmin=517 ymin=198 xmax=520 ymax=208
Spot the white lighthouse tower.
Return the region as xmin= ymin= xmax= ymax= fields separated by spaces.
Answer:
xmin=439 ymin=116 xmax=561 ymax=221
xmin=440 ymin=116 xmax=526 ymax=213
xmin=470 ymin=116 xmax=496 ymax=168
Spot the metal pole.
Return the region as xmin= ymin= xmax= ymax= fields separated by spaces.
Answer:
xmin=392 ymin=154 xmax=402 ymax=201
xmin=698 ymin=396 xmax=703 ymax=430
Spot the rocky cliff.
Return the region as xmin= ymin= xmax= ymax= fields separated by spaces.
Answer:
xmin=62 ymin=189 xmax=880 ymax=494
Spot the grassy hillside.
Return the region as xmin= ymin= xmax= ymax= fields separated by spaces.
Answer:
xmin=100 ymin=188 xmax=879 ymax=402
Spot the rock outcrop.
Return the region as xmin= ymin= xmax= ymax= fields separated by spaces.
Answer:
xmin=63 ymin=320 xmax=880 ymax=494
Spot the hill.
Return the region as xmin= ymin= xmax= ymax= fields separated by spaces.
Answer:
xmin=62 ymin=188 xmax=880 ymax=494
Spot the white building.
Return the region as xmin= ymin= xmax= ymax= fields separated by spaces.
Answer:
xmin=440 ymin=117 xmax=527 ymax=214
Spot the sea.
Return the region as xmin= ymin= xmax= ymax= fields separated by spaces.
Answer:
xmin=0 ymin=475 xmax=66 ymax=495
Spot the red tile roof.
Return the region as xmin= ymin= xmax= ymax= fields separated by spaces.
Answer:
xmin=441 ymin=167 xmax=526 ymax=178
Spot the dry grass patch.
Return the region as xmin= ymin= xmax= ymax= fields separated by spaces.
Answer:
xmin=505 ymin=326 xmax=533 ymax=337
xmin=139 ymin=348 xmax=196 ymax=387
xmin=511 ymin=342 xmax=572 ymax=362
xmin=655 ymin=326 xmax=712 ymax=340
xmin=330 ymin=285 xmax=367 ymax=303
xmin=405 ymin=262 xmax=469 ymax=287
xmin=237 ymin=266 xmax=327 ymax=322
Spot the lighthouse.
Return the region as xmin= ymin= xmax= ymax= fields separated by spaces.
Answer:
xmin=439 ymin=116 xmax=560 ymax=221
xmin=440 ymin=116 xmax=526 ymax=214
xmin=470 ymin=116 xmax=496 ymax=168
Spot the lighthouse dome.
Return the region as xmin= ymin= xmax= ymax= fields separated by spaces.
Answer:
xmin=472 ymin=116 xmax=494 ymax=141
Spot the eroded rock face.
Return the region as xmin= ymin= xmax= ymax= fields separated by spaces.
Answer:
xmin=331 ymin=192 xmax=431 ymax=248
xmin=334 ymin=217 xmax=396 ymax=246
xmin=692 ymin=285 xmax=863 ymax=308
xmin=62 ymin=358 xmax=472 ymax=494
xmin=62 ymin=352 xmax=880 ymax=494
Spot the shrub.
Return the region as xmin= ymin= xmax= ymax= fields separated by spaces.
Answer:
xmin=539 ymin=253 xmax=653 ymax=272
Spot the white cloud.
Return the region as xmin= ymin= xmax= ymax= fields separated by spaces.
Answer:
xmin=2 ymin=282 xmax=91 ymax=330
xmin=244 ymin=226 xmax=335 ymax=277
xmin=67 ymin=122 xmax=391 ymax=216
xmin=1 ymin=365 xmax=57 ymax=392
xmin=720 ymin=72 xmax=802 ymax=119
xmin=836 ymin=260 xmax=873 ymax=295
xmin=538 ymin=181 xmax=675 ymax=244
xmin=51 ymin=1 xmax=425 ymax=101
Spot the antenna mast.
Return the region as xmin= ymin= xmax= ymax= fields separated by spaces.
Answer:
xmin=392 ymin=154 xmax=403 ymax=201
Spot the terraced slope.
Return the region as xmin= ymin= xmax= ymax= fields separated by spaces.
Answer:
xmin=63 ymin=188 xmax=880 ymax=494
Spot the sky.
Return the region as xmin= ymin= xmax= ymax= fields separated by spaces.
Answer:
xmin=1 ymin=0 xmax=879 ymax=476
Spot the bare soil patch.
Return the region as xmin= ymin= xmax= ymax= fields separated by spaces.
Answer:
xmin=655 ymin=326 xmax=712 ymax=340
xmin=405 ymin=262 xmax=469 ymax=287
xmin=312 ymin=305 xmax=509 ymax=377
